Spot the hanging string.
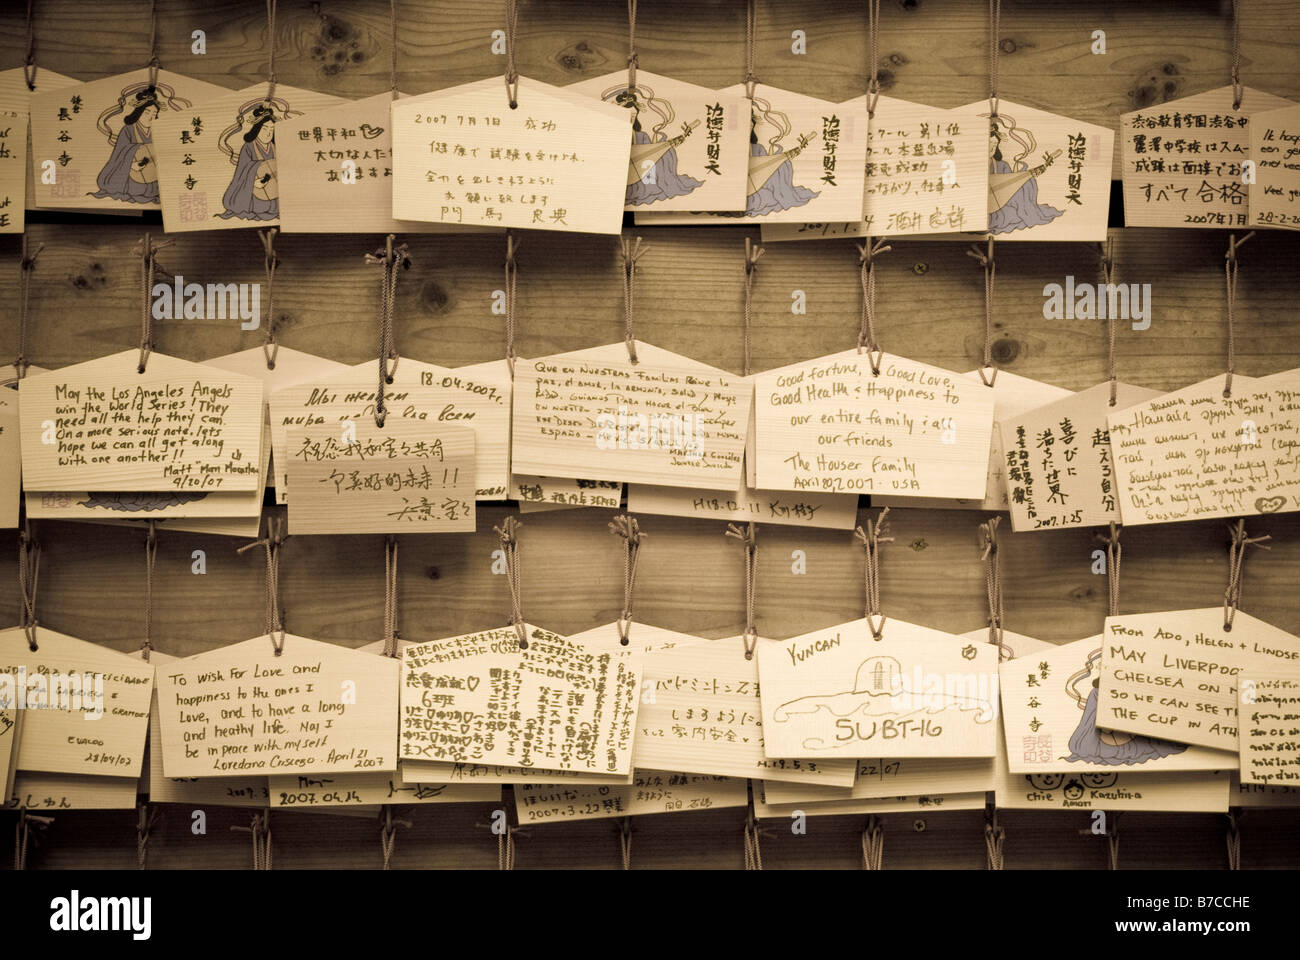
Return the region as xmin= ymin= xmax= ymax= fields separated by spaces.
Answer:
xmin=503 ymin=0 xmax=519 ymax=108
xmin=364 ymin=235 xmax=410 ymax=427
xmin=504 ymin=233 xmax=520 ymax=376
xmin=498 ymin=824 xmax=522 ymax=869
xmin=620 ymin=236 xmax=646 ymax=364
xmin=1095 ymin=522 xmax=1122 ymax=618
xmin=147 ymin=0 xmax=160 ymax=85
xmin=984 ymin=806 xmax=1005 ymax=870
xmin=1222 ymin=232 xmax=1253 ymax=398
xmin=1230 ymin=0 xmax=1243 ymax=110
xmin=725 ymin=522 xmax=759 ymax=659
xmin=136 ymin=233 xmax=174 ymax=374
xmin=13 ymin=228 xmax=43 ymax=380
xmin=23 ymin=0 xmax=36 ymax=90
xmin=13 ymin=810 xmax=53 ymax=869
xmin=18 ymin=522 xmax=40 ymax=652
xmin=619 ymin=816 xmax=632 ymax=870
xmin=141 ymin=521 xmax=158 ymax=661
xmin=608 ymin=515 xmax=645 ymax=646
xmin=265 ymin=0 xmax=279 ymax=101
xmin=966 ymin=237 xmax=997 ymax=386
xmin=382 ymin=535 xmax=400 ymax=657
xmin=389 ymin=0 xmax=400 ymax=98
xmin=258 ymin=228 xmax=280 ymax=369
xmin=979 ymin=517 xmax=1013 ymax=659
xmin=1106 ymin=815 xmax=1120 ymax=870
xmin=743 ymin=786 xmax=763 ymax=869
xmin=625 ymin=0 xmax=639 ymax=90
xmin=742 ymin=237 xmax=764 ymax=378
xmin=862 ymin=815 xmax=884 ymax=870
xmin=856 ymin=238 xmax=891 ymax=376
xmin=231 ymin=812 xmax=272 ymax=869
xmin=136 ymin=801 xmax=160 ymax=869
xmin=986 ymin=0 xmax=1001 ymax=118
xmin=854 ymin=508 xmax=892 ymax=641
xmin=1099 ymin=238 xmax=1118 ymax=406
xmin=743 ymin=0 xmax=758 ymax=99
xmin=1225 ymin=810 xmax=1242 ymax=870
xmin=379 ymin=806 xmax=410 ymax=869
xmin=1223 ymin=518 xmax=1270 ymax=631
xmin=865 ymin=0 xmax=881 ymax=117
xmin=237 ymin=516 xmax=287 ymax=654
xmin=494 ymin=516 xmax=528 ymax=649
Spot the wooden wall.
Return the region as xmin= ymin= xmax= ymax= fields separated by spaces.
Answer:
xmin=2 ymin=0 xmax=1299 ymax=869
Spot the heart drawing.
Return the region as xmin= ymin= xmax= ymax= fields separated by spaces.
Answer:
xmin=1255 ymin=496 xmax=1287 ymax=514
xmin=466 ymin=675 xmax=480 ymax=692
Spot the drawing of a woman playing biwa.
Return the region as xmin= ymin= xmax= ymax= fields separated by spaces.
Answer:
xmin=986 ymin=113 xmax=1064 ymax=234
xmin=721 ymin=97 xmax=819 ymax=218
xmin=604 ymin=83 xmax=703 ymax=205
xmin=89 ymin=81 xmax=192 ymax=204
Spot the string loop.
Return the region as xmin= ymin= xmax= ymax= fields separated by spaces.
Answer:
xmin=379 ymin=806 xmax=410 ymax=869
xmin=608 ymin=515 xmax=645 ymax=646
xmin=743 ymin=784 xmax=763 ymax=869
xmin=619 ymin=815 xmax=633 ymax=870
xmin=1222 ymin=231 xmax=1253 ymax=398
xmin=620 ymin=236 xmax=647 ymax=364
xmin=979 ymin=516 xmax=1013 ymax=659
xmin=383 ymin=535 xmax=400 ymax=657
xmin=1099 ymin=238 xmax=1118 ymax=406
xmin=13 ymin=809 xmax=53 ymax=870
xmin=265 ymin=0 xmax=279 ymax=101
xmin=742 ymin=237 xmax=764 ymax=378
xmin=1224 ymin=518 xmax=1270 ymax=630
xmin=136 ymin=801 xmax=160 ymax=869
xmin=625 ymin=0 xmax=639 ymax=91
xmin=984 ymin=805 xmax=1005 ymax=870
xmin=856 ymin=237 xmax=891 ymax=375
xmin=967 ymin=237 xmax=997 ymax=386
xmin=743 ymin=0 xmax=758 ymax=100
xmin=1095 ymin=522 xmax=1122 ymax=618
xmin=854 ymin=508 xmax=892 ymax=640
xmin=237 ymin=516 xmax=287 ymax=654
xmin=862 ymin=815 xmax=884 ymax=870
xmin=135 ymin=233 xmax=174 ymax=374
xmin=493 ymin=516 xmax=528 ymax=649
xmin=18 ymin=523 xmax=41 ymax=651
xmin=1230 ymin=0 xmax=1243 ymax=110
xmin=14 ymin=234 xmax=43 ymax=379
xmin=986 ymin=0 xmax=1001 ymax=118
xmin=504 ymin=232 xmax=520 ymax=376
xmin=504 ymin=0 xmax=519 ymax=108
xmin=142 ymin=521 xmax=158 ymax=661
xmin=364 ymin=235 xmax=410 ymax=427
xmin=258 ymin=228 xmax=280 ymax=369
xmin=725 ymin=522 xmax=759 ymax=658
xmin=23 ymin=0 xmax=37 ymax=90
xmin=231 ymin=812 xmax=272 ymax=870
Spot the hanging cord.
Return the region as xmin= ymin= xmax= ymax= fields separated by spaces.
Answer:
xmin=979 ymin=517 xmax=1014 ymax=659
xmin=141 ymin=521 xmax=158 ymax=661
xmin=856 ymin=238 xmax=891 ymax=376
xmin=364 ymin=235 xmax=410 ymax=427
xmin=18 ymin=522 xmax=40 ymax=652
xmin=388 ymin=0 xmax=399 ymax=99
xmin=619 ymin=816 xmax=632 ymax=870
xmin=854 ymin=508 xmax=892 ymax=641
xmin=237 ymin=517 xmax=287 ymax=655
xmin=231 ymin=812 xmax=272 ymax=869
xmin=1222 ymin=232 xmax=1253 ymax=398
xmin=966 ymin=237 xmax=997 ymax=386
xmin=1106 ymin=814 xmax=1120 ymax=870
xmin=379 ymin=806 xmax=410 ymax=869
xmin=265 ymin=0 xmax=278 ymax=101
xmin=862 ymin=815 xmax=884 ymax=870
xmin=258 ymin=228 xmax=280 ymax=369
xmin=498 ymin=824 xmax=523 ymax=869
xmin=865 ymin=0 xmax=881 ymax=117
xmin=625 ymin=0 xmax=638 ymax=90
xmin=382 ymin=535 xmax=400 ymax=657
xmin=1099 ymin=238 xmax=1118 ymax=406
xmin=135 ymin=233 xmax=174 ymax=374
xmin=743 ymin=785 xmax=763 ymax=869
xmin=1095 ymin=522 xmax=1122 ymax=618
xmin=23 ymin=0 xmax=36 ymax=90
xmin=620 ymin=236 xmax=646 ymax=364
xmin=742 ymin=237 xmax=764 ymax=377
xmin=136 ymin=801 xmax=160 ymax=869
xmin=504 ymin=232 xmax=520 ymax=376
xmin=13 ymin=235 xmax=43 ymax=380
xmin=743 ymin=0 xmax=758 ymax=99
xmin=1225 ymin=809 xmax=1242 ymax=870
xmin=984 ymin=805 xmax=1005 ymax=870
xmin=503 ymin=0 xmax=519 ymax=108
xmin=608 ymin=515 xmax=645 ymax=646
xmin=13 ymin=810 xmax=53 ymax=869
xmin=1230 ymin=0 xmax=1243 ymax=110
xmin=147 ymin=0 xmax=160 ymax=85
xmin=1223 ymin=518 xmax=1270 ymax=631
xmin=494 ymin=516 xmax=528 ymax=649
xmin=987 ymin=0 xmax=1001 ymax=118
xmin=725 ymin=522 xmax=759 ymax=659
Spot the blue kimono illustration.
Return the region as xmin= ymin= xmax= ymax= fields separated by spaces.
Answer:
xmin=626 ymin=129 xmax=703 ymax=205
xmin=607 ymin=85 xmax=703 ymax=206
xmin=88 ymin=84 xmax=183 ymax=204
xmin=744 ymin=141 xmax=819 ymax=216
xmin=1066 ymin=656 xmax=1187 ymax=766
xmin=987 ymin=116 xmax=1064 ymax=234
xmin=219 ymin=137 xmax=277 ymax=220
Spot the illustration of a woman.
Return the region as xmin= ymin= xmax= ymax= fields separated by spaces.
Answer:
xmin=722 ymin=97 xmax=818 ymax=218
xmin=603 ymin=83 xmax=702 ymax=205
xmin=1063 ymin=648 xmax=1187 ymax=765
xmin=985 ymin=113 xmax=1064 ymax=234
xmin=216 ymin=97 xmax=299 ymax=221
xmin=89 ymin=81 xmax=191 ymax=203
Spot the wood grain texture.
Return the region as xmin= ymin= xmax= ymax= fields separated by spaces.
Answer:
xmin=1 ymin=0 xmax=1299 ymax=869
